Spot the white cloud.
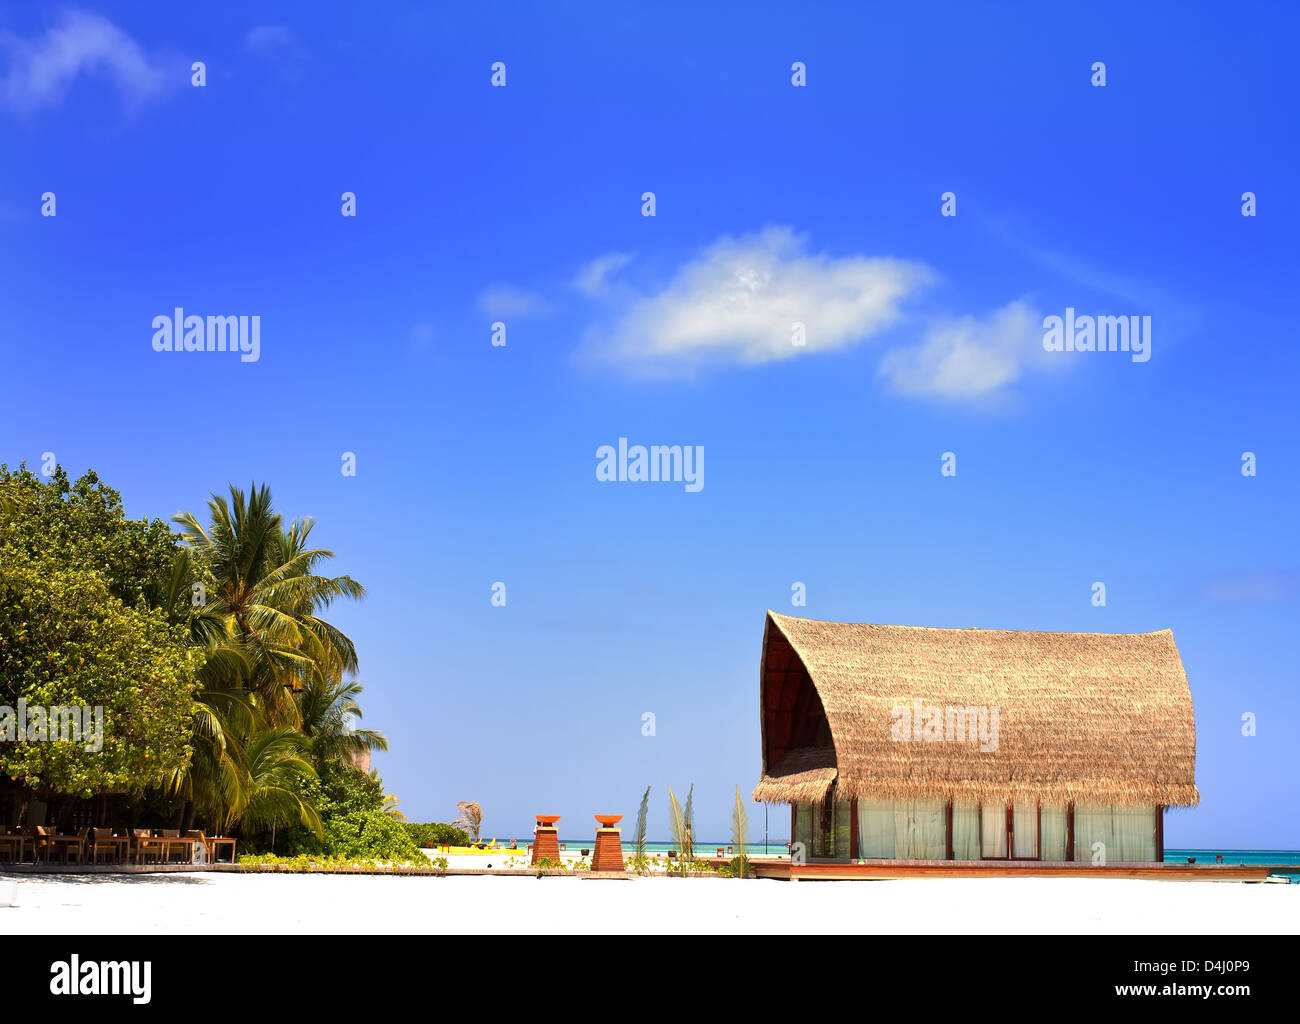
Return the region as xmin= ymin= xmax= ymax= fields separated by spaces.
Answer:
xmin=242 ymin=25 xmax=307 ymax=80
xmin=0 ymin=10 xmax=168 ymax=113
xmin=573 ymin=251 xmax=635 ymax=296
xmin=582 ymin=227 xmax=930 ymax=373
xmin=243 ymin=25 xmax=297 ymax=54
xmin=477 ymin=284 xmax=548 ymax=318
xmin=876 ymin=300 xmax=1049 ymax=399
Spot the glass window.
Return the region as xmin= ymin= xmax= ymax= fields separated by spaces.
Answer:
xmin=1012 ymin=800 xmax=1038 ymax=858
xmin=1073 ymin=802 xmax=1114 ymax=862
xmin=952 ymin=802 xmax=979 ymax=860
xmin=857 ymin=800 xmax=896 ymax=858
xmin=1112 ymin=806 xmax=1157 ymax=862
xmin=792 ymin=802 xmax=812 ymax=859
xmin=832 ymin=800 xmax=852 ymax=858
xmin=980 ymin=803 xmax=1007 ymax=858
xmin=1040 ymin=805 xmax=1068 ymax=860
xmin=894 ymin=800 xmax=946 ymax=859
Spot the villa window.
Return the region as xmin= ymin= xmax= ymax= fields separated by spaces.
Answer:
xmin=952 ymin=802 xmax=980 ymax=859
xmin=1012 ymin=799 xmax=1039 ymax=858
xmin=980 ymin=803 xmax=1007 ymax=858
xmin=1040 ymin=804 xmax=1069 ymax=860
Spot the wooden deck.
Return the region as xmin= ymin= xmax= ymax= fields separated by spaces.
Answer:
xmin=709 ymin=856 xmax=1299 ymax=882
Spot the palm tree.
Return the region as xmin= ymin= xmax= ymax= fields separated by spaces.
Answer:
xmin=172 ymin=483 xmax=365 ymax=725
xmin=452 ymin=801 xmax=483 ymax=842
xmin=296 ymin=667 xmax=388 ymax=765
xmin=380 ymin=790 xmax=406 ymax=821
xmin=225 ymin=727 xmax=323 ymax=838
xmin=164 ymin=686 xmax=256 ymax=830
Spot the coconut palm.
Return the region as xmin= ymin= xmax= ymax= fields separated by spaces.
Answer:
xmin=296 ymin=667 xmax=388 ymax=765
xmin=225 ymin=727 xmax=323 ymax=837
xmin=172 ymin=483 xmax=365 ymax=724
xmin=381 ymin=791 xmax=406 ymax=821
xmin=452 ymin=801 xmax=483 ymax=842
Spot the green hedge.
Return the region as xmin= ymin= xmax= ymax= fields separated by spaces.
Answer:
xmin=403 ymin=822 xmax=471 ymax=848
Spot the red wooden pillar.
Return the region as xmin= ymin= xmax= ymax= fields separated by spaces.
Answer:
xmin=849 ymin=798 xmax=859 ymax=861
xmin=531 ymin=815 xmax=561 ymax=866
xmin=1066 ymin=802 xmax=1075 ymax=862
xmin=945 ymin=802 xmax=954 ymax=860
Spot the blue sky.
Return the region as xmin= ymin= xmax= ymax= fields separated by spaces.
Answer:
xmin=1 ymin=2 xmax=1296 ymax=847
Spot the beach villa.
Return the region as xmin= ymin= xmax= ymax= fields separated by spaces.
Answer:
xmin=753 ymin=612 xmax=1199 ymax=868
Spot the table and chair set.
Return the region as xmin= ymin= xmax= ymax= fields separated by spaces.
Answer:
xmin=0 ymin=825 xmax=236 ymax=866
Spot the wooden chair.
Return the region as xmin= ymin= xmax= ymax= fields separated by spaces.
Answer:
xmin=131 ymin=828 xmax=163 ymax=865
xmin=32 ymin=825 xmax=54 ymax=864
xmin=87 ymin=827 xmax=118 ymax=864
xmin=65 ymin=827 xmax=90 ymax=865
xmin=158 ymin=828 xmax=183 ymax=863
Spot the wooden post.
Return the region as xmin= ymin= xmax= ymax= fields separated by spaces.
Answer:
xmin=849 ymin=798 xmax=859 ymax=861
xmin=820 ymin=792 xmax=832 ymax=858
xmin=1066 ymin=801 xmax=1075 ymax=862
xmin=1155 ymin=805 xmax=1164 ymax=862
xmin=1006 ymin=804 xmax=1013 ymax=859
xmin=945 ymin=802 xmax=954 ymax=860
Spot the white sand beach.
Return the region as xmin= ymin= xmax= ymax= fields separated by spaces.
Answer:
xmin=2 ymin=873 xmax=1295 ymax=934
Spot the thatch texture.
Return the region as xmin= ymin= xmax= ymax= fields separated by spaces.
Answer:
xmin=753 ymin=612 xmax=1198 ymax=808
xmin=751 ymin=746 xmax=837 ymax=804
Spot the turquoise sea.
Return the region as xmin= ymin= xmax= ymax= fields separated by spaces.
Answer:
xmin=1165 ymin=849 xmax=1300 ymax=879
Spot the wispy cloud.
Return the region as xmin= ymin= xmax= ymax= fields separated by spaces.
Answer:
xmin=877 ymin=299 xmax=1054 ymax=400
xmin=579 ymin=227 xmax=930 ymax=375
xmin=242 ymin=25 xmax=307 ymax=81
xmin=573 ymin=251 xmax=635 ymax=296
xmin=477 ymin=284 xmax=549 ymax=319
xmin=0 ymin=10 xmax=168 ymax=113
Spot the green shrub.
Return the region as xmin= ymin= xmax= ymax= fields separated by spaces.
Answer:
xmin=324 ymin=810 xmax=423 ymax=860
xmin=403 ymin=821 xmax=470 ymax=848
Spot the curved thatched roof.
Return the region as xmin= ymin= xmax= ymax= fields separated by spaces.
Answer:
xmin=754 ymin=611 xmax=1198 ymax=808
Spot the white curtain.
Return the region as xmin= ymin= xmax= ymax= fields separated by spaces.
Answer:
xmin=1040 ymin=805 xmax=1068 ymax=860
xmin=857 ymin=800 xmax=896 ymax=858
xmin=981 ymin=804 xmax=1006 ymax=858
xmin=1073 ymin=802 xmax=1114 ymax=862
xmin=1112 ymin=806 xmax=1157 ymax=861
xmin=894 ymin=800 xmax=946 ymax=859
xmin=952 ymin=802 xmax=979 ymax=860
xmin=1012 ymin=800 xmax=1038 ymax=858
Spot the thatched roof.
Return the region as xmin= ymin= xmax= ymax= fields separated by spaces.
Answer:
xmin=753 ymin=611 xmax=1198 ymax=808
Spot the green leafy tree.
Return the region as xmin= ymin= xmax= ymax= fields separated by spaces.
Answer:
xmin=0 ymin=560 xmax=202 ymax=796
